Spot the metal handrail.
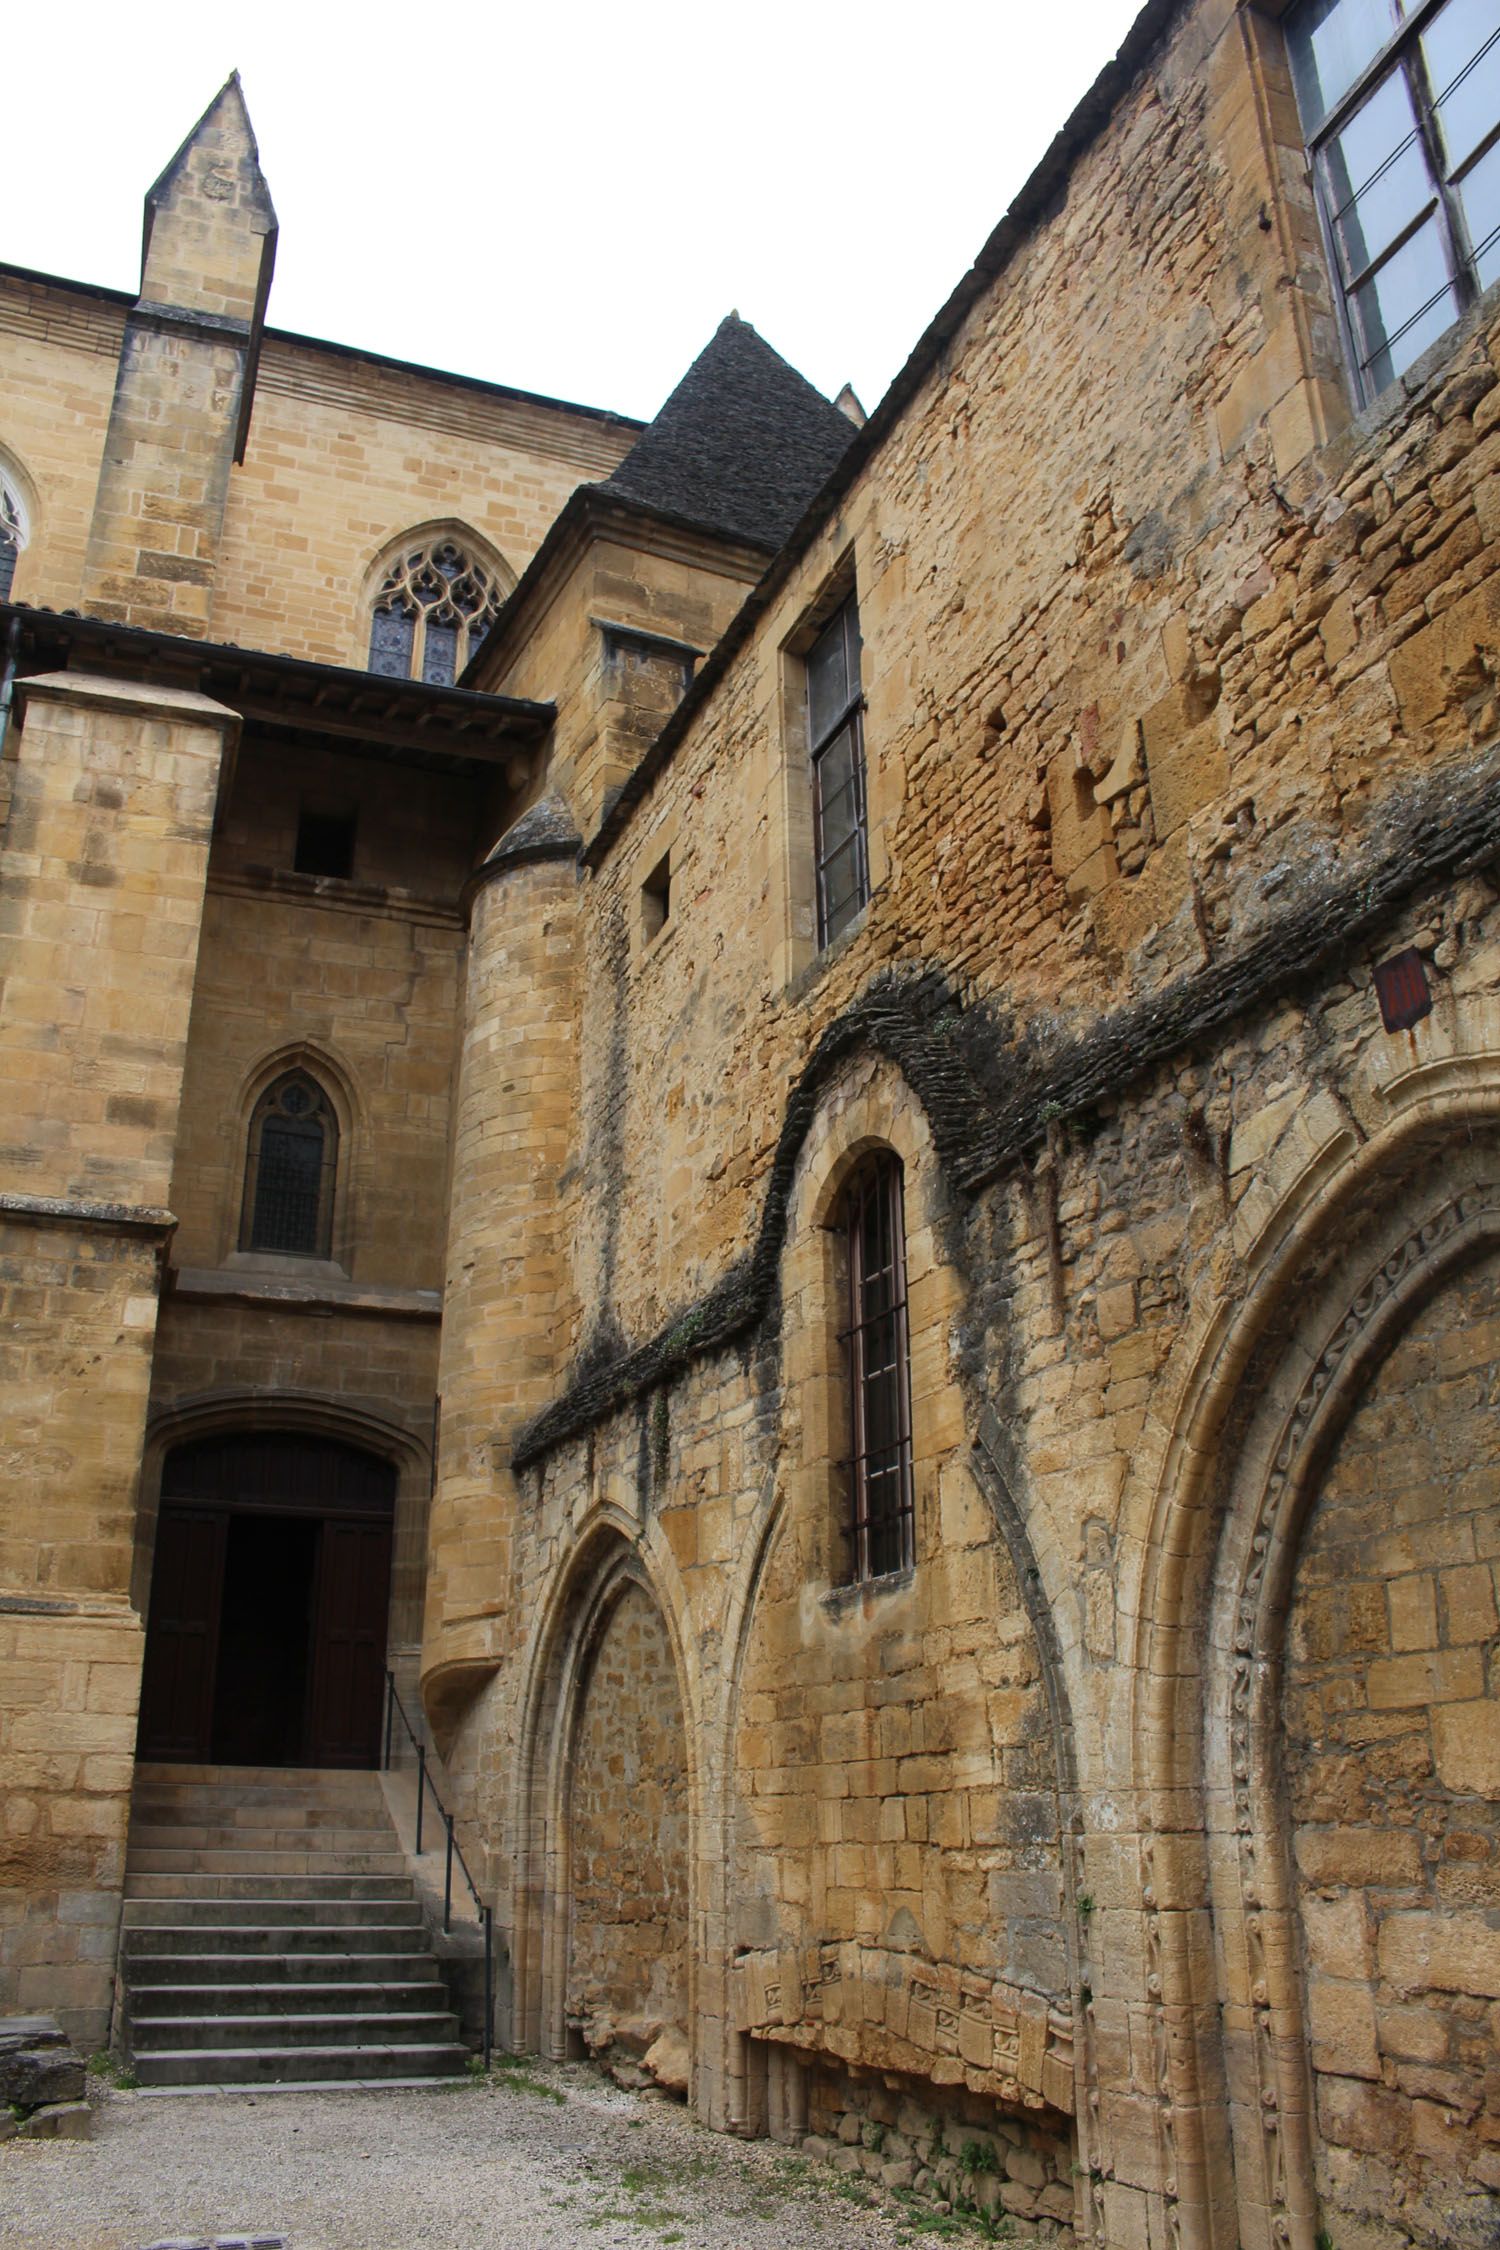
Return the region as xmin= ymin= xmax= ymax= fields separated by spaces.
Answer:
xmin=382 ymin=1669 xmax=492 ymax=2068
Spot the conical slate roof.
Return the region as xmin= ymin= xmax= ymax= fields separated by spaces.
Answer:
xmin=604 ymin=316 xmax=855 ymax=553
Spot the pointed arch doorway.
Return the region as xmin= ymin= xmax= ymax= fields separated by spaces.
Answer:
xmin=137 ymin=1434 xmax=395 ymax=1767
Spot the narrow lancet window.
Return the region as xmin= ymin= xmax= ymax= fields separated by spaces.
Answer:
xmin=809 ymin=591 xmax=870 ymax=948
xmin=844 ymin=1152 xmax=915 ymax=1580
xmin=241 ymin=1072 xmax=338 ymax=1258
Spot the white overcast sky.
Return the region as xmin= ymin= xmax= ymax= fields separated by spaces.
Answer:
xmin=3 ymin=0 xmax=1147 ymax=426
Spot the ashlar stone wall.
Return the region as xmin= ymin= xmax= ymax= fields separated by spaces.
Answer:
xmin=1287 ymin=1244 xmax=1500 ymax=2243
xmin=566 ymin=1580 xmax=689 ymax=2060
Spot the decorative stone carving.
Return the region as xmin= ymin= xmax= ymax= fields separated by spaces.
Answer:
xmin=732 ymin=1943 xmax=1075 ymax=2115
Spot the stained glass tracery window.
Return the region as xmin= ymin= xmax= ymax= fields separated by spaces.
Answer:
xmin=366 ymin=536 xmax=503 ymax=687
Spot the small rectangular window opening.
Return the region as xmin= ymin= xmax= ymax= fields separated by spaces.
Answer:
xmin=642 ymin=850 xmax=672 ymax=944
xmin=808 ymin=591 xmax=870 ymax=950
xmin=294 ymin=808 xmax=356 ymax=881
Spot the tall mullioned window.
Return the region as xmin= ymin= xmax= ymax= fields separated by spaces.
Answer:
xmin=808 ymin=592 xmax=870 ymax=948
xmin=844 ymin=1153 xmax=915 ymax=1581
xmin=241 ymin=1072 xmax=338 ymax=1258
xmin=367 ymin=536 xmax=504 ymax=687
xmin=1287 ymin=0 xmax=1500 ymax=402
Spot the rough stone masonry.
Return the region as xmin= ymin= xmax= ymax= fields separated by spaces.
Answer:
xmin=5 ymin=5 xmax=1500 ymax=2249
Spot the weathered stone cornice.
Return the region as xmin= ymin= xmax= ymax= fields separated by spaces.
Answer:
xmin=0 ymin=1191 xmax=176 ymax=1238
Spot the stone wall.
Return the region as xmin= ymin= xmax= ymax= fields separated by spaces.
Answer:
xmin=0 ymin=276 xmax=635 ymax=656
xmin=423 ymin=5 xmax=1500 ymax=2245
xmin=1287 ymin=1244 xmax=1500 ymax=2246
xmin=0 ymin=673 xmax=232 ymax=2043
xmin=802 ymin=2067 xmax=1076 ymax=2240
xmin=566 ymin=1581 xmax=688 ymax=2057
xmin=164 ymin=740 xmax=472 ymax=1288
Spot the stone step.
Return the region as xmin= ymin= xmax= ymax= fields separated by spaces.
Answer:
xmin=122 ymin=1897 xmax=424 ymax=1930
xmin=127 ymin=1978 xmax=446 ymax=2016
xmin=129 ymin=2042 xmax=470 ymax=2087
xmin=127 ymin=1820 xmax=399 ymax=1851
xmin=133 ymin=1763 xmax=385 ymax=1796
xmin=124 ymin=1865 xmax=411 ymax=1894
xmin=130 ymin=2009 xmax=461 ymax=2052
xmin=122 ymin=1923 xmax=431 ymax=1959
xmin=121 ymin=1763 xmax=472 ymax=2087
xmin=123 ymin=1947 xmax=439 ymax=1984
xmin=129 ymin=1791 xmax=391 ymax=1823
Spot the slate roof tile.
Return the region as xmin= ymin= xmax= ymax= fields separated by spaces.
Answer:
xmin=604 ymin=315 xmax=855 ymax=552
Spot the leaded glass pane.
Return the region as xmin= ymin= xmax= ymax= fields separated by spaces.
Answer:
xmin=808 ymin=611 xmax=853 ymax=742
xmin=369 ymin=606 xmax=415 ymax=679
xmin=1423 ymin=0 xmax=1500 ymax=171
xmin=815 ymin=712 xmax=869 ymax=949
xmin=1289 ymin=0 xmax=1400 ymax=131
xmin=422 ymin=619 xmax=459 ymax=686
xmin=1352 ymin=215 xmax=1460 ymax=385
xmin=821 ymin=839 xmax=866 ymax=947
xmin=816 ymin=729 xmax=862 ymax=854
xmin=1322 ymin=69 xmax=1432 ymax=279
xmin=244 ymin=1074 xmax=336 ymax=1258
xmin=1459 ymin=137 xmax=1500 ymax=281
xmin=0 ymin=531 xmax=15 ymax=603
xmin=251 ymin=1117 xmax=324 ymax=1253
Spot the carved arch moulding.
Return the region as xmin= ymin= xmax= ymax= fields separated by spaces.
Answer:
xmin=1126 ymin=1091 xmax=1500 ymax=2250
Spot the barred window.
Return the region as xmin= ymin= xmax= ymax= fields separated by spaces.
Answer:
xmin=0 ymin=479 xmax=27 ymax=602
xmin=367 ymin=536 xmax=504 ymax=687
xmin=241 ymin=1072 xmax=338 ymax=1258
xmin=1288 ymin=0 xmax=1500 ymax=402
xmin=808 ymin=593 xmax=870 ymax=949
xmin=843 ymin=1153 xmax=915 ymax=1581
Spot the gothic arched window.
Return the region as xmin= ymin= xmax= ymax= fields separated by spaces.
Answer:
xmin=0 ymin=477 xmax=28 ymax=602
xmin=366 ymin=535 xmax=504 ymax=687
xmin=241 ymin=1072 xmax=339 ymax=1258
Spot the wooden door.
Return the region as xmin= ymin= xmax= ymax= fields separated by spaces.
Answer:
xmin=136 ymin=1508 xmax=228 ymax=1759
xmin=305 ymin=1519 xmax=393 ymax=1766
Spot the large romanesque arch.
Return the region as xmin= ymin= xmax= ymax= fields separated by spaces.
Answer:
xmin=1123 ymin=1063 xmax=1500 ymax=2250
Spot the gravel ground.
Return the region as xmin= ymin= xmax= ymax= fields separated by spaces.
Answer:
xmin=0 ymin=2060 xmax=993 ymax=2250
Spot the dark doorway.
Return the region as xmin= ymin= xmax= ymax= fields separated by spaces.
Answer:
xmin=211 ymin=1515 xmax=318 ymax=1765
xmin=138 ymin=1435 xmax=396 ymax=1768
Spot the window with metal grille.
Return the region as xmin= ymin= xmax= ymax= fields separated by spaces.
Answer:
xmin=0 ymin=480 xmax=27 ymax=601
xmin=808 ymin=593 xmax=870 ymax=949
xmin=366 ymin=535 xmax=504 ymax=687
xmin=241 ymin=1072 xmax=338 ymax=1257
xmin=843 ymin=1153 xmax=915 ymax=1581
xmin=1287 ymin=0 xmax=1500 ymax=403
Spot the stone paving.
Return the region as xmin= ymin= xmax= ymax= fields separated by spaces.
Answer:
xmin=0 ymin=2062 xmax=1007 ymax=2250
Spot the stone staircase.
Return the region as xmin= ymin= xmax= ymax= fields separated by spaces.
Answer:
xmin=119 ymin=1764 xmax=470 ymax=2088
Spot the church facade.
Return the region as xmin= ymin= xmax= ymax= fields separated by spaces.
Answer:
xmin=5 ymin=2 xmax=1500 ymax=2244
